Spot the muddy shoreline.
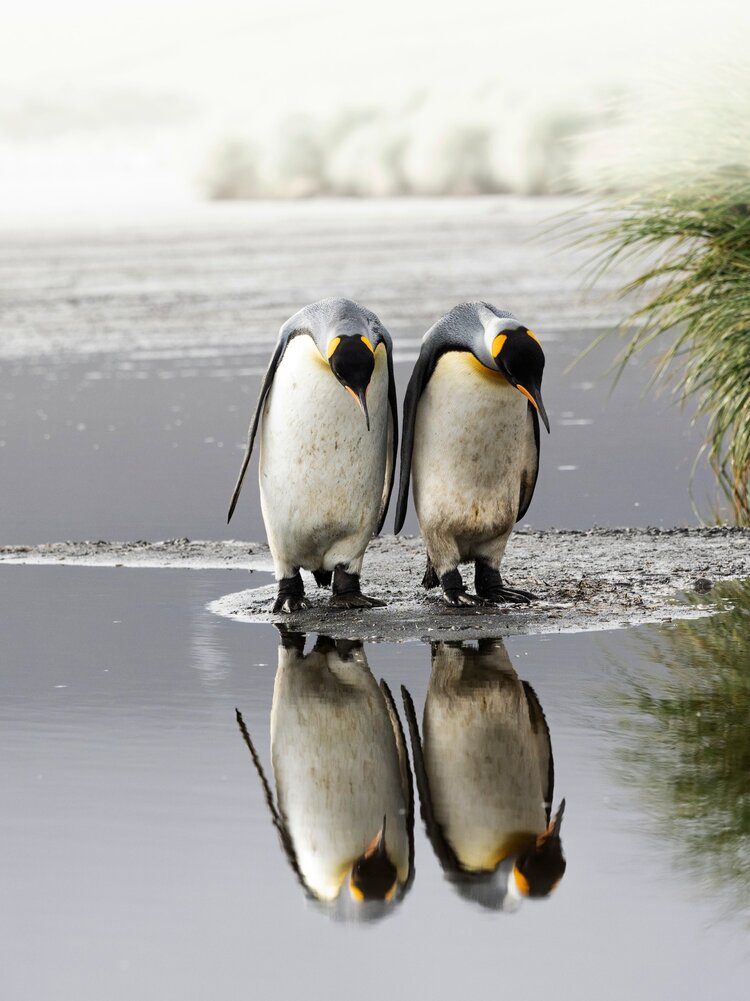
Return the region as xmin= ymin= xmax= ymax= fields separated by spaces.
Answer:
xmin=3 ymin=527 xmax=749 ymax=640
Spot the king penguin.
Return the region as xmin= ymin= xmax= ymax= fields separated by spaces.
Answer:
xmin=228 ymin=298 xmax=398 ymax=611
xmin=394 ymin=302 xmax=549 ymax=606
xmin=235 ymin=630 xmax=414 ymax=921
xmin=402 ymin=638 xmax=566 ymax=911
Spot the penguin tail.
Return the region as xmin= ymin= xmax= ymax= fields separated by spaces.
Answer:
xmin=422 ymin=558 xmax=440 ymax=590
xmin=312 ymin=569 xmax=332 ymax=588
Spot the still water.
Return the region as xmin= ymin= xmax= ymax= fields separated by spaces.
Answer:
xmin=2 ymin=565 xmax=748 ymax=1001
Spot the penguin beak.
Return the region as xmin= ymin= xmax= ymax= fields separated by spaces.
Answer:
xmin=550 ymin=798 xmax=566 ymax=837
xmin=517 ymin=383 xmax=550 ymax=433
xmin=345 ymin=386 xmax=370 ymax=430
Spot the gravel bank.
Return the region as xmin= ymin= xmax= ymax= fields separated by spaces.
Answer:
xmin=3 ymin=528 xmax=748 ymax=640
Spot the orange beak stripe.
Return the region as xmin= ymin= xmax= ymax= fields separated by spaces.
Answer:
xmin=517 ymin=384 xmax=540 ymax=413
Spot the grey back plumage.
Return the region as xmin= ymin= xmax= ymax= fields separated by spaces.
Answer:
xmin=280 ymin=297 xmax=390 ymax=357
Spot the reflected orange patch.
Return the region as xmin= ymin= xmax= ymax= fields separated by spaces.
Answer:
xmin=513 ymin=867 xmax=530 ymax=896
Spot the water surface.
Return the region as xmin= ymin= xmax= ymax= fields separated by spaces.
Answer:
xmin=2 ymin=566 xmax=747 ymax=1000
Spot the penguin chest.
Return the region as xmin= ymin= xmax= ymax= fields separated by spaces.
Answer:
xmin=259 ymin=337 xmax=389 ymax=569
xmin=423 ymin=685 xmax=548 ymax=871
xmin=271 ymin=663 xmax=409 ymax=901
xmin=413 ymin=352 xmax=535 ymax=540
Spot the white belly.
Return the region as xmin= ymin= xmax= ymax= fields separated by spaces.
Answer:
xmin=423 ymin=649 xmax=548 ymax=871
xmin=271 ymin=647 xmax=410 ymax=901
xmin=259 ymin=336 xmax=389 ymax=577
xmin=412 ymin=351 xmax=535 ymax=570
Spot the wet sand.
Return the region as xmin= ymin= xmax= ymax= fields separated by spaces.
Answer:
xmin=3 ymin=527 xmax=748 ymax=639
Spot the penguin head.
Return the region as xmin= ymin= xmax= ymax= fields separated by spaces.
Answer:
xmin=492 ymin=326 xmax=550 ymax=433
xmin=348 ymin=819 xmax=399 ymax=903
xmin=326 ymin=330 xmax=376 ymax=430
xmin=512 ymin=799 xmax=567 ymax=898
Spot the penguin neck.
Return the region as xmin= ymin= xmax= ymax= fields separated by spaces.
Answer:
xmin=456 ymin=350 xmax=510 ymax=384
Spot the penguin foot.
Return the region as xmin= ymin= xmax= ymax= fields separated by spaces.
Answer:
xmin=422 ymin=558 xmax=440 ymax=590
xmin=274 ymin=624 xmax=306 ymax=651
xmin=330 ymin=566 xmax=387 ymax=610
xmin=329 ymin=592 xmax=386 ymax=609
xmin=272 ymin=572 xmax=311 ymax=614
xmin=273 ymin=595 xmax=312 ymax=613
xmin=440 ymin=569 xmax=486 ymax=607
xmin=474 ymin=561 xmax=537 ymax=604
xmin=481 ymin=585 xmax=535 ymax=605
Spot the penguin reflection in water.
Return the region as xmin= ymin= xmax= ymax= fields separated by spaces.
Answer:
xmin=235 ymin=631 xmax=413 ymax=919
xmin=228 ymin=298 xmax=398 ymax=612
xmin=395 ymin=302 xmax=549 ymax=606
xmin=402 ymin=638 xmax=566 ymax=911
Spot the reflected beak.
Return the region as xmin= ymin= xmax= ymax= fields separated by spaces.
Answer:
xmin=537 ymin=799 xmax=566 ymax=845
xmin=517 ymin=383 xmax=550 ymax=433
xmin=346 ymin=386 xmax=370 ymax=430
xmin=551 ymin=798 xmax=566 ymax=837
xmin=364 ymin=816 xmax=387 ymax=859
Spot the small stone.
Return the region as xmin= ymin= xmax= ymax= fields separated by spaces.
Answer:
xmin=693 ymin=578 xmax=714 ymax=593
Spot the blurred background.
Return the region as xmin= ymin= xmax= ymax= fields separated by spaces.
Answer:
xmin=2 ymin=0 xmax=749 ymax=222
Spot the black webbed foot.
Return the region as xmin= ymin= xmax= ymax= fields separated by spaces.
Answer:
xmin=272 ymin=572 xmax=312 ymax=613
xmin=474 ymin=560 xmax=537 ymax=605
xmin=440 ymin=568 xmax=486 ymax=607
xmin=274 ymin=624 xmax=306 ymax=652
xmin=329 ymin=565 xmax=386 ymax=610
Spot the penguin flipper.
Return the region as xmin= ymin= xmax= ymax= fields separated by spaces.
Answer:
xmin=380 ymin=679 xmax=415 ymax=889
xmin=522 ymin=680 xmax=554 ymax=821
xmin=516 ymin=404 xmax=541 ymax=522
xmin=394 ymin=336 xmax=450 ymax=533
xmin=234 ymin=707 xmax=311 ymax=896
xmin=380 ymin=680 xmax=413 ymax=818
xmin=400 ymin=685 xmax=463 ymax=875
xmin=227 ymin=326 xmax=299 ymax=523
xmin=375 ymin=343 xmax=399 ymax=534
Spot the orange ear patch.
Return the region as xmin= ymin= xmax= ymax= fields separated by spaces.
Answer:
xmin=491 ymin=333 xmax=507 ymax=357
xmin=326 ymin=336 xmax=341 ymax=358
xmin=361 ymin=335 xmax=375 ymax=353
xmin=526 ymin=329 xmax=541 ymax=347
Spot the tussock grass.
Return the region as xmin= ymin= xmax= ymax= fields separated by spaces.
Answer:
xmin=587 ymin=165 xmax=750 ymax=524
xmin=613 ymin=581 xmax=750 ymax=920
